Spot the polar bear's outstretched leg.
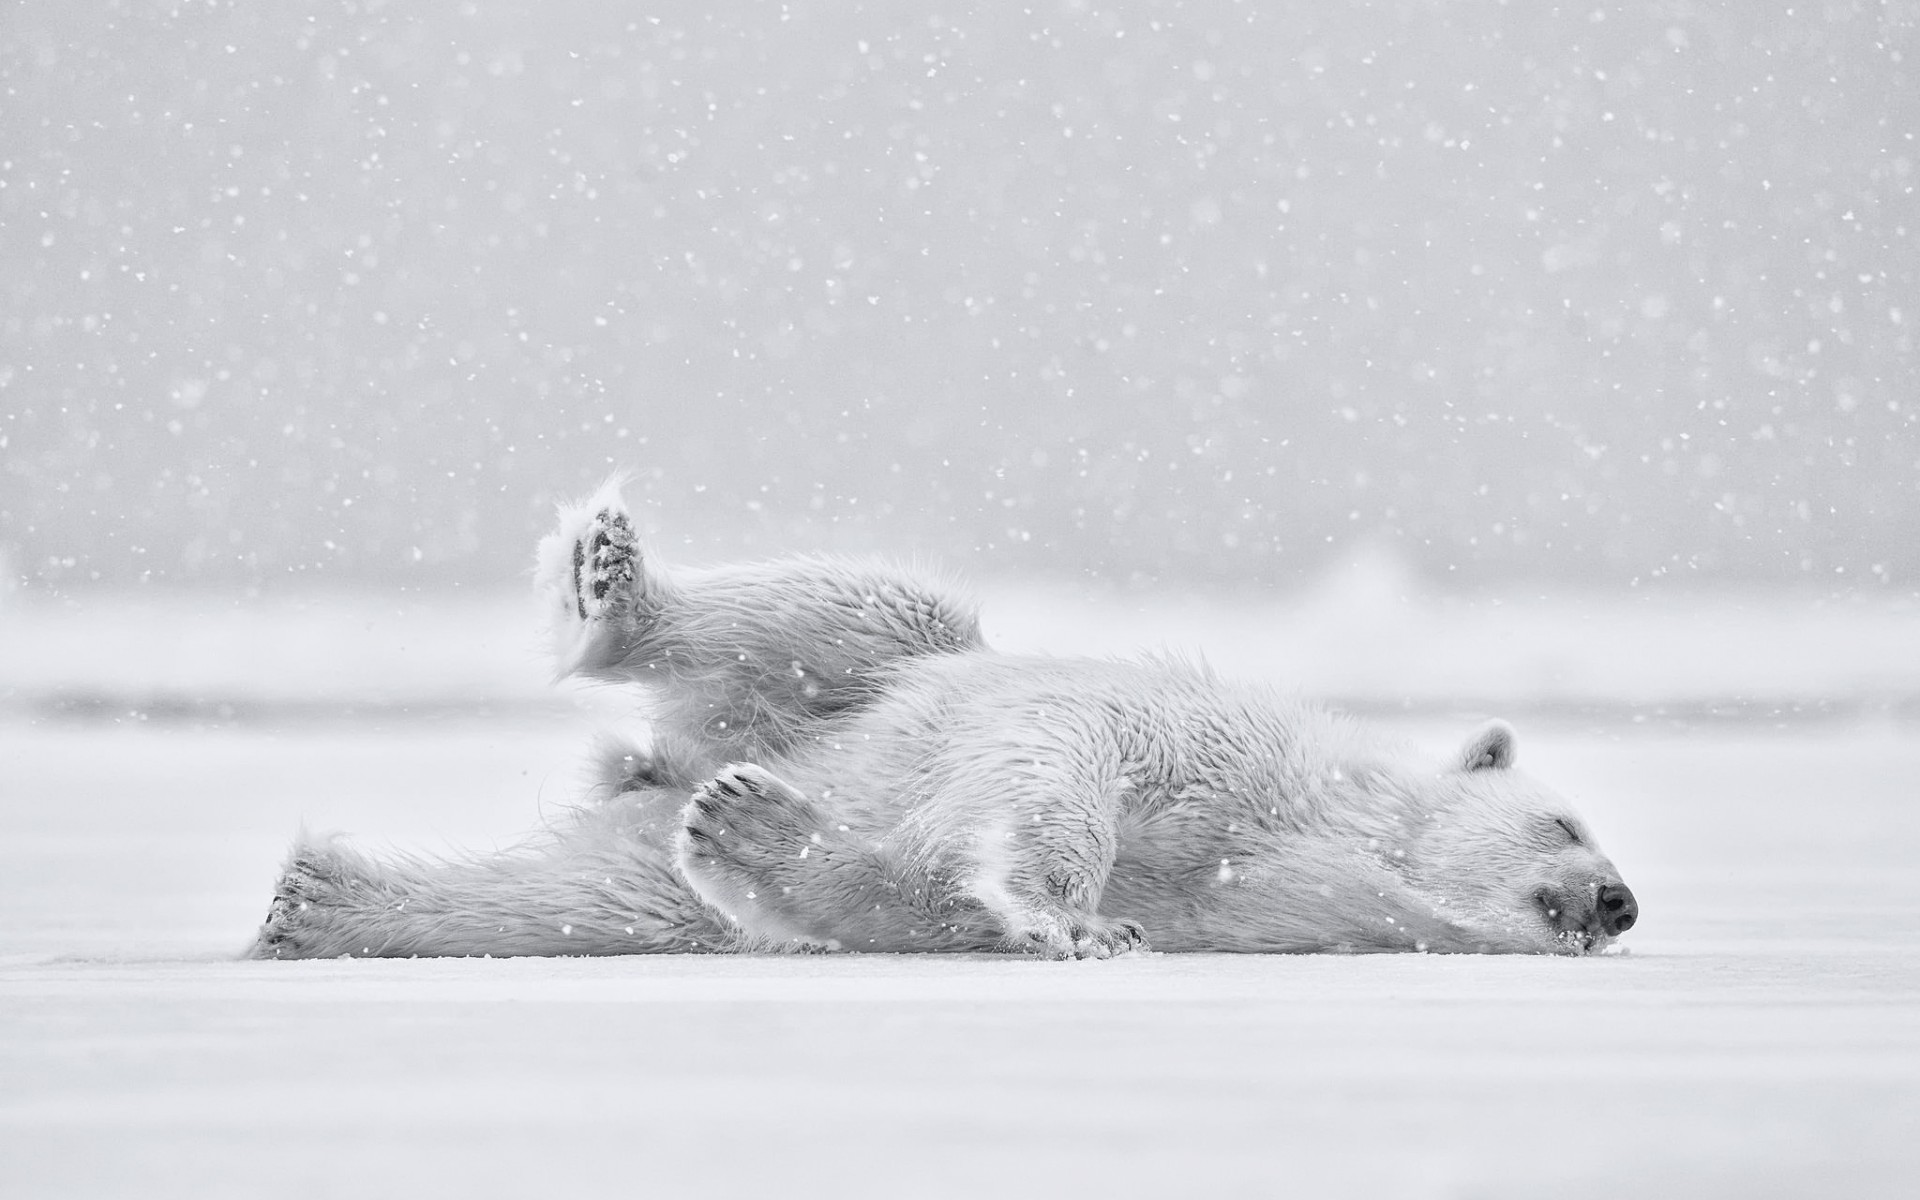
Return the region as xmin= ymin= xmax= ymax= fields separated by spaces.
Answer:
xmin=536 ymin=480 xmax=987 ymax=761
xmin=676 ymin=764 xmax=991 ymax=952
xmin=249 ymin=814 xmax=730 ymax=959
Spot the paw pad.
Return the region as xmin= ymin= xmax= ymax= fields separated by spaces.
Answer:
xmin=573 ymin=506 xmax=637 ymax=622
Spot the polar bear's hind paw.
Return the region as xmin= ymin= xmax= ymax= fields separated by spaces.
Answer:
xmin=538 ymin=482 xmax=645 ymax=675
xmin=570 ymin=504 xmax=637 ymax=624
xmin=588 ymin=507 xmax=636 ymax=613
xmin=676 ymin=763 xmax=870 ymax=942
xmin=250 ymin=847 xmax=346 ymax=959
xmin=682 ymin=764 xmax=824 ymax=872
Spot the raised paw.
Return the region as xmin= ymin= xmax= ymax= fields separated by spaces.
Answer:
xmin=536 ymin=480 xmax=647 ymax=675
xmin=573 ymin=506 xmax=637 ymax=623
xmin=1016 ymin=912 xmax=1151 ymax=961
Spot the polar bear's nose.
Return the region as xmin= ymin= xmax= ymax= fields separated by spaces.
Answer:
xmin=1596 ymin=882 xmax=1637 ymax=936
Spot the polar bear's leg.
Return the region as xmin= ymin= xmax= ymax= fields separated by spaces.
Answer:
xmin=538 ymin=481 xmax=983 ymax=692
xmin=249 ymin=825 xmax=729 ymax=959
xmin=676 ymin=764 xmax=987 ymax=952
xmin=536 ymin=480 xmax=987 ymax=760
xmin=962 ymin=775 xmax=1150 ymax=960
xmin=644 ymin=559 xmax=986 ymax=760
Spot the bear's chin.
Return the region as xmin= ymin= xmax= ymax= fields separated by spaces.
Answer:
xmin=1551 ymin=929 xmax=1608 ymax=956
xmin=1408 ymin=893 xmax=1612 ymax=956
xmin=1456 ymin=926 xmax=1608 ymax=956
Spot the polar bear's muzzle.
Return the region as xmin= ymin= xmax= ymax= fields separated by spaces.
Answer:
xmin=1534 ymin=878 xmax=1639 ymax=951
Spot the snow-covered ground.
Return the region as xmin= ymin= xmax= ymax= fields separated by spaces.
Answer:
xmin=3 ymin=587 xmax=1918 ymax=1198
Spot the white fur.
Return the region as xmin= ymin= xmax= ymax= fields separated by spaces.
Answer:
xmin=252 ymin=482 xmax=1636 ymax=961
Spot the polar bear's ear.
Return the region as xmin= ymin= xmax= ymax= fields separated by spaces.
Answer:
xmin=1458 ymin=720 xmax=1517 ymax=771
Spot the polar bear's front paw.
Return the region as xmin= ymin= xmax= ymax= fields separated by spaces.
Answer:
xmin=1013 ymin=910 xmax=1150 ymax=960
xmin=536 ymin=481 xmax=643 ymax=675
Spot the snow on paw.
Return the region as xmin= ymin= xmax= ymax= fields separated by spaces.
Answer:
xmin=580 ymin=505 xmax=638 ymax=622
xmin=1083 ymin=917 xmax=1150 ymax=958
xmin=535 ymin=479 xmax=641 ymax=675
xmin=250 ymin=844 xmax=351 ymax=959
xmin=1012 ymin=909 xmax=1150 ymax=960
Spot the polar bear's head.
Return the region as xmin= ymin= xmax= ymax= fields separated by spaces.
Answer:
xmin=1401 ymin=720 xmax=1638 ymax=955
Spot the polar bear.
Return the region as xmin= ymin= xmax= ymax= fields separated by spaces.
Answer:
xmin=251 ymin=481 xmax=1638 ymax=960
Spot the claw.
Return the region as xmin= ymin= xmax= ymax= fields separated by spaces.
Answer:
xmin=570 ymin=540 xmax=587 ymax=620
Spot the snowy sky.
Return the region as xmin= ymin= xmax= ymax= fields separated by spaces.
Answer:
xmin=2 ymin=2 xmax=1914 ymax=590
